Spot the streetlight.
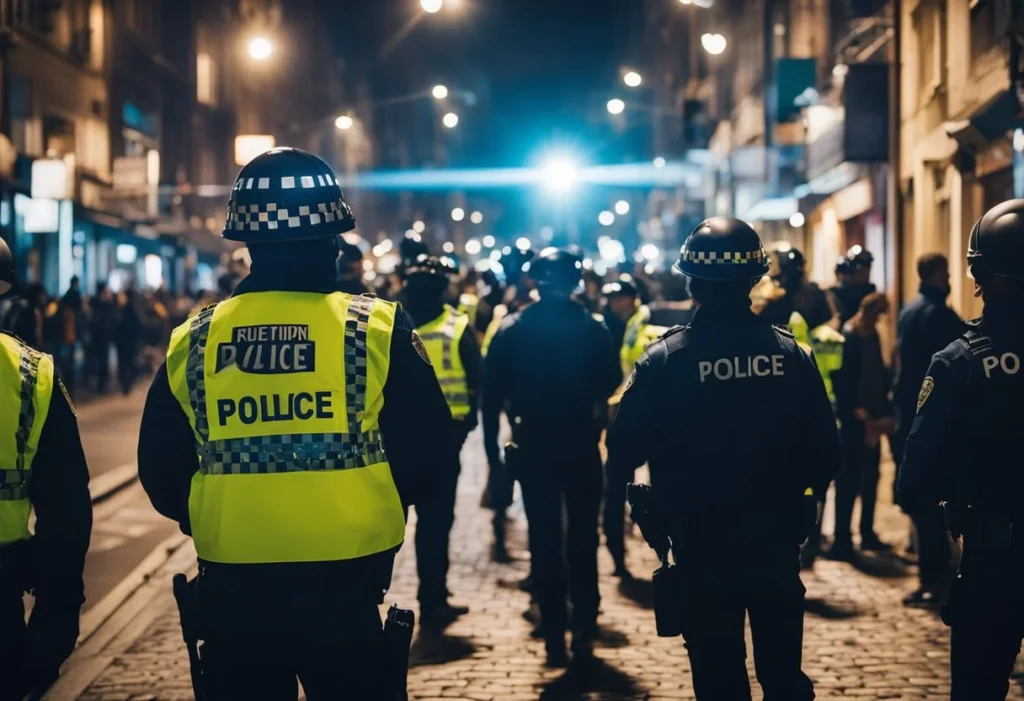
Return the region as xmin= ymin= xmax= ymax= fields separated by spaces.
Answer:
xmin=432 ymin=84 xmax=449 ymax=100
xmin=465 ymin=238 xmax=482 ymax=255
xmin=248 ymin=36 xmax=273 ymax=61
xmin=412 ymin=220 xmax=426 ymax=233
xmin=516 ymin=237 xmax=531 ymax=251
xmin=623 ymin=70 xmax=643 ymax=88
xmin=470 ymin=211 xmax=484 ymax=224
xmin=451 ymin=207 xmax=465 ymax=222
xmin=606 ymin=98 xmax=626 ymax=115
xmin=442 ymin=112 xmax=459 ymax=129
xmin=334 ymin=115 xmax=354 ymax=131
xmin=442 ymin=241 xmax=455 ymax=253
xmin=421 ymin=0 xmax=443 ymax=13
xmin=789 ymin=212 xmax=806 ymax=228
xmin=599 ymin=210 xmax=615 ymax=226
xmin=540 ymin=157 xmax=579 ymax=194
xmin=482 ymin=234 xmax=495 ymax=247
xmin=653 ymin=156 xmax=667 ymax=168
xmin=614 ymin=200 xmax=630 ymax=215
xmin=701 ymin=33 xmax=727 ymax=55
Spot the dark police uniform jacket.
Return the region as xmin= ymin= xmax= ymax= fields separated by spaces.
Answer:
xmin=606 ymin=305 xmax=842 ymax=540
xmin=894 ymin=285 xmax=964 ymax=438
xmin=898 ymin=302 xmax=1024 ymax=517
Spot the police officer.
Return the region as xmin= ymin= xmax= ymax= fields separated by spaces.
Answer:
xmin=482 ymin=247 xmax=620 ymax=666
xmin=893 ymin=252 xmax=963 ymax=605
xmin=898 ymin=199 xmax=1024 ymax=700
xmin=762 ymin=244 xmax=835 ymax=331
xmin=829 ymin=245 xmax=876 ymax=326
xmin=0 ymin=238 xmax=92 ymax=701
xmin=606 ymin=218 xmax=841 ymax=700
xmin=138 ymin=149 xmax=454 ymax=699
xmin=336 ymin=238 xmax=370 ymax=295
xmin=400 ymin=254 xmax=480 ymax=628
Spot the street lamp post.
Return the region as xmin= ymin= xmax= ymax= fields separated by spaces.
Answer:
xmin=248 ymin=36 xmax=273 ymax=61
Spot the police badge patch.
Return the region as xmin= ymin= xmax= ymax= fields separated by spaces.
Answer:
xmin=411 ymin=331 xmax=432 ymax=365
xmin=916 ymin=376 xmax=934 ymax=414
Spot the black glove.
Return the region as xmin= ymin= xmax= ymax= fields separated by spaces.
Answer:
xmin=27 ymin=604 xmax=80 ymax=690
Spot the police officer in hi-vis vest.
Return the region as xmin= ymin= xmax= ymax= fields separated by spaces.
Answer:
xmin=899 ymin=199 xmax=1024 ymax=700
xmin=138 ymin=148 xmax=454 ymax=699
xmin=606 ymin=218 xmax=841 ymax=700
xmin=0 ymin=238 xmax=92 ymax=701
xmin=400 ymin=254 xmax=481 ymax=629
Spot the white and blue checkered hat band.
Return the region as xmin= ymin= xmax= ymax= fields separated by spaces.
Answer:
xmin=679 ymin=247 xmax=768 ymax=265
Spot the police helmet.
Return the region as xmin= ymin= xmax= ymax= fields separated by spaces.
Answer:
xmin=835 ymin=256 xmax=853 ymax=276
xmin=602 ymin=274 xmax=639 ymax=299
xmin=403 ymin=254 xmax=457 ymax=281
xmin=527 ymin=247 xmax=583 ymax=293
xmin=338 ymin=239 xmax=364 ymax=265
xmin=0 ymin=237 xmax=19 ymax=300
xmin=223 ymin=148 xmax=355 ymax=243
xmin=771 ymin=242 xmax=806 ymax=276
xmin=967 ymin=199 xmax=1024 ymax=281
xmin=399 ymin=231 xmax=430 ymax=262
xmin=845 ymin=245 xmax=874 ymax=270
xmin=673 ymin=217 xmax=770 ymax=280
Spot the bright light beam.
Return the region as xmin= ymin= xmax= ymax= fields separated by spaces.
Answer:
xmin=540 ymin=158 xmax=580 ymax=194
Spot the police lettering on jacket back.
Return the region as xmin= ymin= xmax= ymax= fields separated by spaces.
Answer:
xmin=698 ymin=354 xmax=786 ymax=383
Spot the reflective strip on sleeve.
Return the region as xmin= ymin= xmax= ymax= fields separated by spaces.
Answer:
xmin=3 ymin=346 xmax=42 ymax=500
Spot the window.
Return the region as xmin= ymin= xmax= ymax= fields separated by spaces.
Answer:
xmin=969 ymin=0 xmax=999 ymax=61
xmin=197 ymin=52 xmax=217 ymax=106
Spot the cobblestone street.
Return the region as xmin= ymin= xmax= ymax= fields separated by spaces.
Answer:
xmin=50 ymin=431 xmax=1024 ymax=700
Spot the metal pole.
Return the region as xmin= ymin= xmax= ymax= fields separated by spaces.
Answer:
xmin=889 ymin=0 xmax=904 ymax=308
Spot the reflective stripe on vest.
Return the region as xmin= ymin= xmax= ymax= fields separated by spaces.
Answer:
xmin=0 ymin=334 xmax=54 ymax=545
xmin=620 ymin=306 xmax=664 ymax=377
xmin=417 ymin=306 xmax=470 ymax=418
xmin=481 ymin=304 xmax=508 ymax=357
xmin=166 ymin=292 xmax=405 ymax=564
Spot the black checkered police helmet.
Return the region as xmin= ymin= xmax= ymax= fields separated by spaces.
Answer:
xmin=223 ymin=148 xmax=356 ymax=243
xmin=967 ymin=199 xmax=1024 ymax=281
xmin=673 ymin=217 xmax=770 ymax=281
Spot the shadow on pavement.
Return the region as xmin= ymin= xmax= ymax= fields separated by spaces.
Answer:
xmin=539 ymin=656 xmax=645 ymax=700
xmin=594 ymin=623 xmax=629 ymax=649
xmin=410 ymin=632 xmax=478 ymax=667
xmin=850 ymin=551 xmax=913 ymax=579
xmin=617 ymin=576 xmax=655 ymax=610
xmin=804 ymin=597 xmax=861 ymax=620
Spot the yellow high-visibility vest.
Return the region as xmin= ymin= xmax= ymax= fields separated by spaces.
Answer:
xmin=457 ymin=293 xmax=478 ymax=329
xmin=620 ymin=306 xmax=667 ymax=379
xmin=165 ymin=292 xmax=406 ymax=565
xmin=789 ymin=311 xmax=843 ymax=403
xmin=0 ymin=333 xmax=54 ymax=545
xmin=481 ymin=304 xmax=508 ymax=358
xmin=417 ymin=305 xmax=471 ymax=419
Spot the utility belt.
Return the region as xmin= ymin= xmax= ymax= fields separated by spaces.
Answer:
xmin=943 ymin=503 xmax=1016 ymax=550
xmin=0 ymin=538 xmax=35 ymax=593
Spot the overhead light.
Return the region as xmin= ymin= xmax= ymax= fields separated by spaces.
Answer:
xmin=465 ymin=238 xmax=481 ymax=255
xmin=442 ymin=241 xmax=455 ymax=253
xmin=653 ymin=156 xmax=666 ymax=168
xmin=412 ymin=220 xmax=426 ymax=233
xmin=482 ymin=234 xmax=495 ymax=247
xmin=442 ymin=112 xmax=459 ymax=128
xmin=432 ymin=84 xmax=449 ymax=100
xmin=335 ymin=115 xmax=354 ymax=130
xmin=540 ymin=157 xmax=579 ymax=194
xmin=701 ymin=33 xmax=727 ymax=56
xmin=451 ymin=207 xmax=465 ymax=221
xmin=607 ymin=98 xmax=626 ymax=115
xmin=623 ymin=71 xmax=642 ymax=88
xmin=470 ymin=210 xmax=484 ymax=224
xmin=516 ymin=237 xmax=531 ymax=251
xmin=598 ymin=210 xmax=615 ymax=226
xmin=789 ymin=212 xmax=806 ymax=228
xmin=247 ymin=36 xmax=273 ymax=61
xmin=614 ymin=200 xmax=630 ymax=215
xmin=640 ymin=243 xmax=660 ymax=261
xmin=421 ymin=0 xmax=443 ymax=12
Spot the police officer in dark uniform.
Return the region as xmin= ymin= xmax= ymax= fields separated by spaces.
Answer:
xmin=0 ymin=238 xmax=92 ymax=701
xmin=606 ymin=218 xmax=842 ymax=700
xmin=893 ymin=252 xmax=963 ymax=606
xmin=829 ymin=245 xmax=876 ymax=326
xmin=761 ymin=244 xmax=834 ymax=331
xmin=898 ymin=199 xmax=1024 ymax=700
xmin=400 ymin=254 xmax=480 ymax=628
xmin=482 ymin=248 xmax=620 ymax=667
xmin=138 ymin=149 xmax=453 ymax=699
xmin=336 ymin=239 xmax=370 ymax=295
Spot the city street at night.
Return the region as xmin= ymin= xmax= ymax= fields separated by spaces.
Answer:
xmin=1 ymin=0 xmax=1023 ymax=699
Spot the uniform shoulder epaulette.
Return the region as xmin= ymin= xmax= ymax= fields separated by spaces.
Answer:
xmin=961 ymin=319 xmax=991 ymax=355
xmin=772 ymin=324 xmax=795 ymax=339
xmin=661 ymin=324 xmax=689 ymax=340
xmin=359 ymin=292 xmax=378 ymax=299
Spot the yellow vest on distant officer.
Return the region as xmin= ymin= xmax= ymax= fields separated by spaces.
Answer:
xmin=417 ymin=305 xmax=471 ymax=419
xmin=620 ymin=306 xmax=667 ymax=378
xmin=0 ymin=334 xmax=53 ymax=545
xmin=481 ymin=304 xmax=508 ymax=357
xmin=165 ymin=292 xmax=406 ymax=565
xmin=789 ymin=311 xmax=843 ymax=403
xmin=457 ymin=293 xmax=478 ymax=330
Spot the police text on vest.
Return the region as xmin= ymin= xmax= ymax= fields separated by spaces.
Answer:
xmin=216 ymin=391 xmax=334 ymax=426
xmin=216 ymin=325 xmax=315 ymax=374
xmin=698 ymin=355 xmax=785 ymax=383
xmin=982 ymin=353 xmax=1021 ymax=378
